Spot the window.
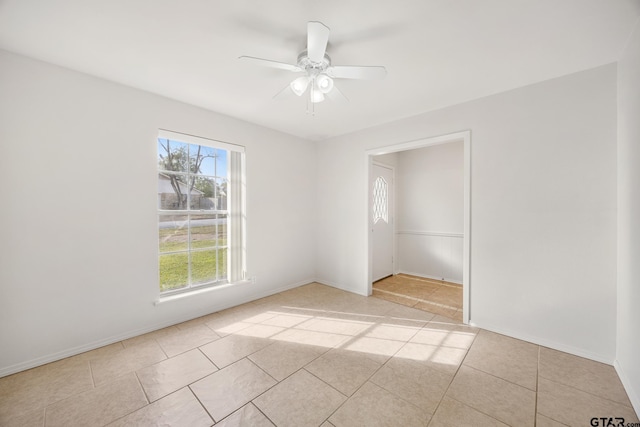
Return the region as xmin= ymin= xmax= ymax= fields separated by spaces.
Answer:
xmin=157 ymin=130 xmax=245 ymax=294
xmin=372 ymin=176 xmax=388 ymax=224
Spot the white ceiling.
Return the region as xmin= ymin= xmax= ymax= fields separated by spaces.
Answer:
xmin=1 ymin=0 xmax=639 ymax=141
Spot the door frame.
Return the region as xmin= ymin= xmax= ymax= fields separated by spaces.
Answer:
xmin=365 ymin=130 xmax=472 ymax=324
xmin=371 ymin=161 xmax=396 ymax=281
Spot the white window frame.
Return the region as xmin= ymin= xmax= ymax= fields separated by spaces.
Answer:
xmin=157 ymin=129 xmax=246 ymax=296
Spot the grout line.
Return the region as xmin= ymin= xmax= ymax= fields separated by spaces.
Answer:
xmin=426 ymin=331 xmax=479 ymax=424
xmin=88 ymin=360 xmax=96 ymax=388
xmin=443 ymin=395 xmax=511 ymax=426
xmin=134 ymin=371 xmax=151 ymax=404
xmin=188 ymin=384 xmax=217 ymax=423
xmin=251 ymin=402 xmax=279 ymax=426
xmin=462 ymin=364 xmax=538 ymax=392
xmin=196 ymin=347 xmax=220 ymax=371
xmin=537 ymin=374 xmax=636 ymax=409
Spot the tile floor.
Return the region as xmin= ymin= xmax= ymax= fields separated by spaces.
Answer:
xmin=373 ymin=274 xmax=464 ymax=321
xmin=0 ymin=282 xmax=637 ymax=427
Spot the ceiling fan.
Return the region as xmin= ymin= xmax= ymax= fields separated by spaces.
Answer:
xmin=239 ymin=21 xmax=387 ymax=105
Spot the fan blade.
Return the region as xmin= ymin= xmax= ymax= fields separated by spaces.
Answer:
xmin=238 ymin=56 xmax=302 ymax=72
xmin=307 ymin=21 xmax=330 ymax=63
xmin=326 ymin=65 xmax=387 ymax=80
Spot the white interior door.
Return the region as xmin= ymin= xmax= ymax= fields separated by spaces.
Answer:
xmin=371 ymin=163 xmax=394 ymax=281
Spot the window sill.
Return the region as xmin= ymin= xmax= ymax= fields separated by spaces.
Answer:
xmin=154 ymin=279 xmax=252 ymax=305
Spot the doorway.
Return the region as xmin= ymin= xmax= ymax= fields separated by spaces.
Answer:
xmin=366 ymin=131 xmax=471 ymax=323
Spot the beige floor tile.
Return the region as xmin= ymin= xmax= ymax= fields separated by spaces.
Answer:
xmin=411 ymin=324 xmax=476 ymax=350
xmin=374 ymin=275 xmax=464 ymax=319
xmin=463 ymin=329 xmax=539 ymax=390
xmin=107 ymin=387 xmax=212 ymax=427
xmin=413 ymin=300 xmax=459 ymax=319
xmin=363 ymin=322 xmax=421 ymax=342
xmin=429 ymin=313 xmax=469 ymax=327
xmin=539 ymin=347 xmax=632 ymax=406
xmin=329 ymin=381 xmax=429 ymax=427
xmin=305 ymin=348 xmax=386 ymax=396
xmin=370 ymin=357 xmax=452 ymax=414
xmin=372 ymin=289 xmax=418 ymax=307
xmin=384 ymin=304 xmax=435 ymax=324
xmin=0 ymin=357 xmax=93 ymax=421
xmin=199 ymin=334 xmax=272 ymax=368
xmin=341 ymin=335 xmax=406 ymax=359
xmin=155 ymin=323 xmax=221 ymax=357
xmin=233 ymin=323 xmax=286 ymax=339
xmin=71 ymin=342 xmax=126 ymax=361
xmin=44 ymin=373 xmax=147 ymax=427
xmin=372 ymin=280 xmax=403 ymax=292
xmin=259 ymin=313 xmax=313 ymax=328
xmin=296 ymin=316 xmax=372 ymax=336
xmin=216 ymin=403 xmax=275 ymax=427
xmin=214 ymin=305 xmax=277 ymax=325
xmin=190 ymin=358 xmax=276 ymax=422
xmin=425 ymin=316 xmax=478 ymax=339
xmin=271 ymin=327 xmax=350 ymax=349
xmin=537 ymin=377 xmax=639 ymax=427
xmin=205 ymin=316 xmax=254 ymax=337
xmin=536 ymin=413 xmax=570 ymax=427
xmin=254 ymin=369 xmax=346 ymax=427
xmin=0 ymin=407 xmax=44 ymax=427
xmin=427 ymin=287 xmax=463 ymax=309
xmin=401 ymin=283 xmax=441 ymax=300
xmin=394 ymin=342 xmax=467 ymax=376
xmin=429 ymin=396 xmax=509 ymax=427
xmin=122 ymin=326 xmax=180 ymax=348
xmin=90 ymin=340 xmax=167 ymax=386
xmin=137 ymin=349 xmax=217 ymax=402
xmin=446 ymin=365 xmax=536 ymax=426
xmin=248 ymin=340 xmax=328 ymax=381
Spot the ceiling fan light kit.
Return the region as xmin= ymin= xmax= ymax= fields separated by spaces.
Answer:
xmin=239 ymin=21 xmax=386 ymax=111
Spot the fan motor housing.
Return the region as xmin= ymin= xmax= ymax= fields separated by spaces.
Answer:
xmin=297 ymin=50 xmax=331 ymax=71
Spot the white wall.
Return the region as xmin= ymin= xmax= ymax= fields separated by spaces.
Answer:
xmin=0 ymin=50 xmax=317 ymax=376
xmin=616 ymin=18 xmax=640 ymax=414
xmin=372 ymin=152 xmax=398 ymax=168
xmin=396 ymin=143 xmax=464 ymax=282
xmin=317 ymin=64 xmax=618 ymax=363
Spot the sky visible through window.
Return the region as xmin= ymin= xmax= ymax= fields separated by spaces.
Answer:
xmin=157 ymin=138 xmax=228 ymax=178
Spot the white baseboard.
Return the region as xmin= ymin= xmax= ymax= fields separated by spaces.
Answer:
xmin=472 ymin=320 xmax=614 ymax=365
xmin=0 ymin=278 xmax=315 ymax=378
xmin=614 ymin=360 xmax=640 ymax=417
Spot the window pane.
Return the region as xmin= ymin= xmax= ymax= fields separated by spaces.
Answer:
xmin=190 ymin=215 xmax=217 ymax=249
xmin=217 ymin=248 xmax=228 ymax=280
xmin=159 ymin=252 xmax=189 ymax=292
xmin=158 ymin=172 xmax=188 ymax=210
xmin=215 ymin=149 xmax=227 ymax=178
xmin=190 ymin=176 xmax=216 ymax=210
xmin=158 ymin=139 xmax=189 ymax=173
xmin=158 ymin=215 xmax=189 ymax=253
xmin=217 ymin=214 xmax=228 ymax=246
xmin=190 ymin=144 xmax=218 ymax=176
xmin=217 ymin=178 xmax=228 ymax=210
xmin=191 ymin=249 xmax=220 ymax=284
